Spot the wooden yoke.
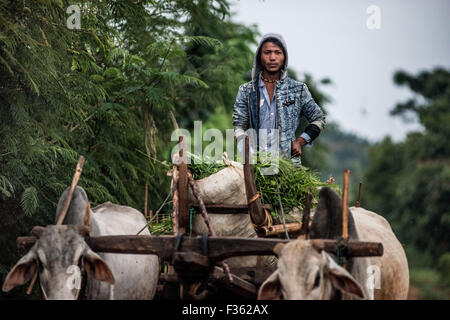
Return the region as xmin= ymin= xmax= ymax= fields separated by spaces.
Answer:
xmin=243 ymin=135 xmax=266 ymax=229
xmin=178 ymin=136 xmax=189 ymax=233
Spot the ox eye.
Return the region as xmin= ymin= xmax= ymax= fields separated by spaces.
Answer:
xmin=313 ymin=270 xmax=321 ymax=288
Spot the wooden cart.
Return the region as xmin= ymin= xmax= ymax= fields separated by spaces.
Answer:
xmin=16 ymin=136 xmax=383 ymax=300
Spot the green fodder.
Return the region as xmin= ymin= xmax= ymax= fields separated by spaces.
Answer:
xmin=149 ymin=217 xmax=173 ymax=235
xmin=254 ymin=157 xmax=339 ymax=213
xmin=189 ymin=155 xmax=340 ymax=214
xmin=189 ymin=161 xmax=227 ymax=180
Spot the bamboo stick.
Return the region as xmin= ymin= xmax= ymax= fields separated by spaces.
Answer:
xmin=356 ymin=181 xmax=362 ymax=207
xmin=342 ymin=169 xmax=350 ymax=240
xmin=178 ymin=136 xmax=189 ymax=232
xmin=261 ymin=222 xmax=303 ymax=237
xmin=243 ymin=135 xmax=266 ymax=227
xmin=171 ymin=167 xmax=180 ymax=234
xmin=26 ymin=271 xmax=38 ymax=295
xmin=145 ymin=184 xmax=148 ymax=218
xmin=56 ymin=156 xmax=85 ymax=225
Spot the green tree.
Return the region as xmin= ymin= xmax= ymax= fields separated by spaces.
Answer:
xmin=364 ymin=67 xmax=450 ymax=259
xmin=0 ymin=0 xmax=258 ymax=299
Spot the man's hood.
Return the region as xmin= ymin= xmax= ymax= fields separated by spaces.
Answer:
xmin=252 ymin=33 xmax=289 ymax=87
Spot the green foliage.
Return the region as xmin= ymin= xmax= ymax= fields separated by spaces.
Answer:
xmin=438 ymin=253 xmax=450 ymax=286
xmin=308 ymin=122 xmax=370 ymax=204
xmin=0 ymin=0 xmax=257 ymax=299
xmin=20 ymin=187 xmax=39 ymax=217
xmin=363 ymin=67 xmax=450 ymax=299
xmin=254 ymin=157 xmax=340 ymax=213
xmin=149 ymin=218 xmax=173 ymax=236
xmin=190 ymin=156 xmax=340 ymax=214
xmin=363 ymin=67 xmax=450 ymax=258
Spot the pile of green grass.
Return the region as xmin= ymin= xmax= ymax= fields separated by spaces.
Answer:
xmin=189 ymin=155 xmax=340 ymax=214
xmin=149 ymin=217 xmax=173 ymax=235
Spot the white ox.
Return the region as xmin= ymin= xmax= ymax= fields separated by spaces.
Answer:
xmin=258 ymin=187 xmax=409 ymax=300
xmin=2 ymin=186 xmax=159 ymax=300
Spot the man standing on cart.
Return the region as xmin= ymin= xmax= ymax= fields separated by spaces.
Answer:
xmin=232 ymin=33 xmax=326 ymax=166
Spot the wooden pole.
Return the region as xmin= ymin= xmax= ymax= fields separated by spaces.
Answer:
xmin=17 ymin=236 xmax=384 ymax=259
xmin=342 ymin=169 xmax=350 ymax=241
xmin=356 ymin=181 xmax=362 ymax=207
xmin=261 ymin=222 xmax=303 ymax=236
xmin=144 ymin=184 xmax=148 ymax=218
xmin=178 ymin=136 xmax=189 ymax=233
xmin=56 ymin=156 xmax=85 ymax=225
xmin=26 ymin=271 xmax=38 ymax=295
xmin=171 ymin=167 xmax=180 ymax=234
xmin=243 ymin=136 xmax=266 ymax=228
xmin=187 ymin=171 xmax=215 ymax=236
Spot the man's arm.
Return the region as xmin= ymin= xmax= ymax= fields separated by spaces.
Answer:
xmin=299 ymin=83 xmax=326 ymax=143
xmin=232 ymin=84 xmax=251 ymax=150
xmin=292 ymin=83 xmax=326 ymax=156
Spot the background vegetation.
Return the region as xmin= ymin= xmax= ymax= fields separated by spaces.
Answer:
xmin=0 ymin=0 xmax=448 ymax=299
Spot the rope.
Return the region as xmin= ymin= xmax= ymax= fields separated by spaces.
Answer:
xmin=189 ymin=207 xmax=196 ymax=237
xmin=247 ymin=192 xmax=260 ymax=205
xmin=247 ymin=190 xmax=276 ymax=230
xmin=247 ymin=207 xmax=273 ymax=230
xmin=275 ymin=179 xmax=290 ymax=240
xmin=336 ymin=238 xmax=348 ymax=266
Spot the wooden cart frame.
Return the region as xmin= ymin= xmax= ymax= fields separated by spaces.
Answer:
xmin=16 ymin=136 xmax=383 ymax=300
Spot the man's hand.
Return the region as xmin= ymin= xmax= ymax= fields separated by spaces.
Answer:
xmin=292 ymin=137 xmax=307 ymax=157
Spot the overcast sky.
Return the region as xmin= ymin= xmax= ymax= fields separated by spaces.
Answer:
xmin=230 ymin=0 xmax=450 ymax=143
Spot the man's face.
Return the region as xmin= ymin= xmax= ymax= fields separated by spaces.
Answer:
xmin=260 ymin=41 xmax=285 ymax=74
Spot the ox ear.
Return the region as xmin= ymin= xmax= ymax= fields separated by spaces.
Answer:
xmin=258 ymin=271 xmax=282 ymax=300
xmin=322 ymin=252 xmax=365 ymax=299
xmin=2 ymin=247 xmax=37 ymax=292
xmin=83 ymin=249 xmax=115 ymax=285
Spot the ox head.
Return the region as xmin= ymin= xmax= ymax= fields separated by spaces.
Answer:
xmin=2 ymin=204 xmax=115 ymax=299
xmin=258 ymin=240 xmax=364 ymax=300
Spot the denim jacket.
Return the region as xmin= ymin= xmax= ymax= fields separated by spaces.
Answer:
xmin=232 ymin=74 xmax=326 ymax=164
xmin=232 ymin=33 xmax=326 ymax=165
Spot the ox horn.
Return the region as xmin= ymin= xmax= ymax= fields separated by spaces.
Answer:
xmin=310 ymin=239 xmax=325 ymax=252
xmin=31 ymin=226 xmax=45 ymax=238
xmin=84 ymin=202 xmax=91 ymax=227
xmin=77 ymin=202 xmax=91 ymax=237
